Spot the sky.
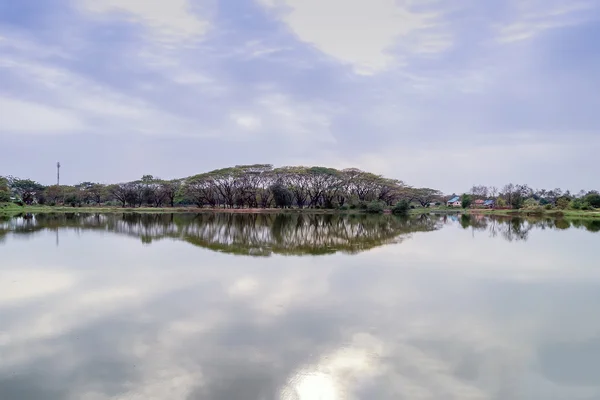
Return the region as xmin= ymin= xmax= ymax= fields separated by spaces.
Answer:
xmin=0 ymin=0 xmax=599 ymax=193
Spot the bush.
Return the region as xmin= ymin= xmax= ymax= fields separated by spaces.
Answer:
xmin=338 ymin=204 xmax=349 ymax=211
xmin=358 ymin=201 xmax=368 ymax=210
xmin=366 ymin=200 xmax=385 ymax=214
xmin=556 ymin=197 xmax=570 ymax=210
xmin=391 ymin=200 xmax=410 ymax=216
xmin=523 ymin=198 xmax=540 ymax=209
xmin=13 ymin=200 xmax=24 ymax=206
xmin=544 ymin=204 xmax=553 ymax=210
xmin=349 ymin=203 xmax=357 ymax=210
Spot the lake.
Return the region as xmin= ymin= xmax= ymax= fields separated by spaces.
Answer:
xmin=1 ymin=213 xmax=599 ymax=400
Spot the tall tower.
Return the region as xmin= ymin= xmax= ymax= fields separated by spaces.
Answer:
xmin=57 ymin=162 xmax=61 ymax=186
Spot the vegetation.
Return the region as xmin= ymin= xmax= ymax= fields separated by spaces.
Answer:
xmin=1 ymin=168 xmax=598 ymax=218
xmin=0 ymin=165 xmax=431 ymax=212
xmin=391 ymin=200 xmax=410 ymax=216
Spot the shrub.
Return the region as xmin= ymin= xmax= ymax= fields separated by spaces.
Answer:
xmin=13 ymin=200 xmax=24 ymax=206
xmin=349 ymin=203 xmax=357 ymax=210
xmin=523 ymin=198 xmax=540 ymax=209
xmin=358 ymin=201 xmax=368 ymax=210
xmin=556 ymin=197 xmax=570 ymax=210
xmin=392 ymin=200 xmax=410 ymax=216
xmin=366 ymin=200 xmax=385 ymax=214
xmin=338 ymin=204 xmax=349 ymax=211
xmin=544 ymin=204 xmax=553 ymax=210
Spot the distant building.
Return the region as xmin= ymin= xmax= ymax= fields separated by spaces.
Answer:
xmin=447 ymin=196 xmax=462 ymax=207
xmin=483 ymin=199 xmax=495 ymax=208
xmin=473 ymin=199 xmax=486 ymax=207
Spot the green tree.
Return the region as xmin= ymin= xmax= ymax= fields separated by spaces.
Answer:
xmin=556 ymin=196 xmax=570 ymax=210
xmin=391 ymin=200 xmax=410 ymax=216
xmin=584 ymin=191 xmax=600 ymax=208
xmin=271 ymin=183 xmax=293 ymax=208
xmin=10 ymin=178 xmax=45 ymax=205
xmin=461 ymin=194 xmax=472 ymax=209
xmin=0 ymin=177 xmax=11 ymax=202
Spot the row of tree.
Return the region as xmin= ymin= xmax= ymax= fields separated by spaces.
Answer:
xmin=3 ymin=168 xmax=597 ymax=211
xmin=1 ymin=165 xmax=443 ymax=210
xmin=461 ymin=184 xmax=600 ymax=210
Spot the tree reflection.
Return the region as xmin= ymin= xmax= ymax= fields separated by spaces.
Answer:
xmin=2 ymin=213 xmax=444 ymax=256
xmin=450 ymin=214 xmax=599 ymax=242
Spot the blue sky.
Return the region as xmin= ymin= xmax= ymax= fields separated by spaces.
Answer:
xmin=0 ymin=0 xmax=599 ymax=193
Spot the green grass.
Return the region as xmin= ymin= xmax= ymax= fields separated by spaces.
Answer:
xmin=2 ymin=202 xmax=599 ymax=219
xmin=0 ymin=203 xmax=370 ymax=217
xmin=467 ymin=208 xmax=600 ymax=219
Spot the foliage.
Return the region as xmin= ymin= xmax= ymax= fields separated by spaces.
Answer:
xmin=366 ymin=200 xmax=385 ymax=214
xmin=556 ymin=196 xmax=571 ymax=210
xmin=0 ymin=176 xmax=10 ymax=202
xmin=461 ymin=194 xmax=472 ymax=209
xmin=523 ymin=198 xmax=540 ymax=209
xmin=391 ymin=200 xmax=410 ymax=215
xmin=585 ymin=191 xmax=600 ymax=208
xmin=271 ymin=183 xmax=293 ymax=208
xmin=10 ymin=178 xmax=45 ymax=205
xmin=410 ymin=188 xmax=443 ymax=207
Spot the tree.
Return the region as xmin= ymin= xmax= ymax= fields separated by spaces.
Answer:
xmin=584 ymin=191 xmax=600 ymax=208
xmin=44 ymin=185 xmax=64 ymax=205
xmin=556 ymin=196 xmax=571 ymax=210
xmin=160 ymin=180 xmax=182 ymax=207
xmin=108 ymin=184 xmax=128 ymax=207
xmin=271 ymin=183 xmax=293 ymax=208
xmin=461 ymin=194 xmax=472 ymax=209
xmin=470 ymin=185 xmax=489 ymax=199
xmin=411 ymin=188 xmax=443 ymax=208
xmin=0 ymin=177 xmax=12 ymax=202
xmin=10 ymin=178 xmax=45 ymax=205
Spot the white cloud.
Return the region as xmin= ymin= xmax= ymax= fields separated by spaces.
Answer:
xmin=0 ymin=49 xmax=213 ymax=137
xmin=79 ymin=0 xmax=211 ymax=43
xmin=256 ymin=92 xmax=338 ymax=143
xmin=496 ymin=0 xmax=596 ymax=43
xmin=231 ymin=113 xmax=262 ymax=131
xmin=0 ymin=97 xmax=84 ymax=134
xmin=258 ymin=0 xmax=450 ymax=74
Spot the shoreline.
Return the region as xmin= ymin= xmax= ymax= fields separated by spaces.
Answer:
xmin=2 ymin=204 xmax=599 ymax=219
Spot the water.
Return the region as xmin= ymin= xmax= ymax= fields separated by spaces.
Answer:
xmin=1 ymin=213 xmax=599 ymax=400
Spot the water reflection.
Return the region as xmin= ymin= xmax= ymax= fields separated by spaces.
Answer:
xmin=0 ymin=213 xmax=599 ymax=399
xmin=2 ymin=213 xmax=598 ymax=255
xmin=1 ymin=213 xmax=443 ymax=256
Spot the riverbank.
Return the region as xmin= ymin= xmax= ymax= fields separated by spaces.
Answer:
xmin=0 ymin=203 xmax=370 ymax=217
xmin=467 ymin=208 xmax=600 ymax=219
xmin=2 ymin=203 xmax=599 ymax=219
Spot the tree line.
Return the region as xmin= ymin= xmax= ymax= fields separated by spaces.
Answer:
xmin=0 ymin=165 xmax=439 ymax=212
xmin=2 ymin=167 xmax=598 ymax=212
xmin=459 ymin=184 xmax=600 ymax=211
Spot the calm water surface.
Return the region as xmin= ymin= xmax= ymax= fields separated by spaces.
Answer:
xmin=1 ymin=213 xmax=599 ymax=400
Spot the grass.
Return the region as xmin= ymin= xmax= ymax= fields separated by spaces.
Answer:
xmin=467 ymin=208 xmax=600 ymax=219
xmin=2 ymin=203 xmax=599 ymax=219
xmin=0 ymin=203 xmax=370 ymax=217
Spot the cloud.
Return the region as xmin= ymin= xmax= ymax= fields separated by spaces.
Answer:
xmin=0 ymin=97 xmax=84 ymax=134
xmin=258 ymin=0 xmax=451 ymax=74
xmin=79 ymin=0 xmax=212 ymax=43
xmin=496 ymin=0 xmax=597 ymax=43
